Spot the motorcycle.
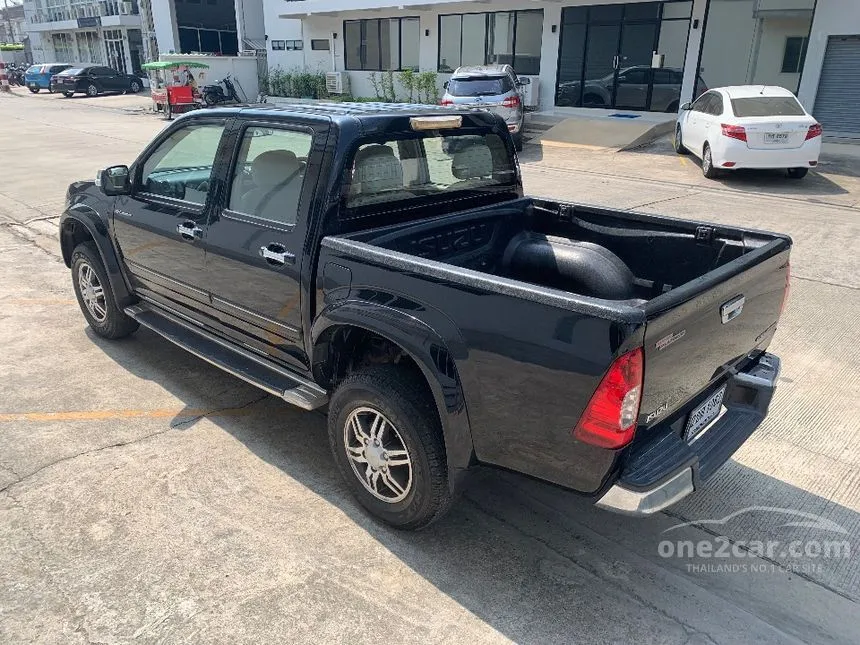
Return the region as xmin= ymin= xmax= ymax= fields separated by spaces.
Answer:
xmin=202 ymin=74 xmax=243 ymax=106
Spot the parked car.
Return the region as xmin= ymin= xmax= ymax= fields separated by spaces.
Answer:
xmin=440 ymin=64 xmax=527 ymax=151
xmin=60 ymin=104 xmax=790 ymax=529
xmin=50 ymin=65 xmax=143 ymax=98
xmin=24 ymin=63 xmax=73 ymax=93
xmin=557 ymin=66 xmax=709 ymax=112
xmin=674 ymin=85 xmax=822 ymax=179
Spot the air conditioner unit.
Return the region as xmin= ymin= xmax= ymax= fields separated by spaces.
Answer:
xmin=519 ymin=75 xmax=540 ymax=109
xmin=326 ymin=71 xmax=350 ymax=95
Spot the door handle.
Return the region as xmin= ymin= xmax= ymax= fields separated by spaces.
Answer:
xmin=176 ymin=221 xmax=203 ymax=240
xmin=260 ymin=243 xmax=295 ymax=267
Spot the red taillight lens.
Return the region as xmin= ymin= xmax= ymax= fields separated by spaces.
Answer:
xmin=573 ymin=347 xmax=644 ymax=449
xmin=721 ymin=123 xmax=747 ymax=142
xmin=439 ymin=98 xmax=454 ymax=106
xmin=502 ymin=95 xmax=521 ymax=108
xmin=805 ymin=123 xmax=822 ymax=140
xmin=779 ymin=261 xmax=791 ymax=318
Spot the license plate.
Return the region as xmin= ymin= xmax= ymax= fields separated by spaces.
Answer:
xmin=763 ymin=132 xmax=789 ymax=143
xmin=685 ymin=385 xmax=726 ymax=442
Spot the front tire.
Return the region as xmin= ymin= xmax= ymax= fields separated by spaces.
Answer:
xmin=29 ymin=87 xmax=39 ymax=94
xmin=702 ymin=143 xmax=719 ymax=179
xmin=129 ymin=80 xmax=141 ymax=93
xmin=328 ymin=365 xmax=453 ymax=530
xmin=71 ymin=242 xmax=139 ymax=339
xmin=673 ymin=124 xmax=689 ymax=155
xmin=86 ymin=83 xmax=99 ymax=97
xmin=203 ymin=92 xmax=218 ymax=106
xmin=787 ymin=167 xmax=809 ymax=179
xmin=62 ymin=91 xmax=74 ymax=98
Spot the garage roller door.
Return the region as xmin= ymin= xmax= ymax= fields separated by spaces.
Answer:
xmin=813 ymin=36 xmax=860 ymax=138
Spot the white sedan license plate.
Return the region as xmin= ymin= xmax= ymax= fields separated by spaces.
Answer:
xmin=763 ymin=132 xmax=789 ymax=144
xmin=685 ymin=385 xmax=726 ymax=442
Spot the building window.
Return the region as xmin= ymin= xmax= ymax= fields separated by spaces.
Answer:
xmin=271 ymin=40 xmax=285 ymax=50
xmin=343 ymin=17 xmax=420 ymax=71
xmin=781 ymin=36 xmax=808 ymax=73
xmin=311 ymin=39 xmax=330 ymax=51
xmin=438 ymin=10 xmax=543 ymax=75
xmin=286 ymin=39 xmax=303 ymax=50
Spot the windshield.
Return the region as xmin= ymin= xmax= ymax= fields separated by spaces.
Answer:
xmin=730 ymin=96 xmax=805 ymax=117
xmin=345 ymin=132 xmax=516 ymax=213
xmin=448 ymin=76 xmax=512 ymax=97
xmin=59 ymin=68 xmax=85 ymax=76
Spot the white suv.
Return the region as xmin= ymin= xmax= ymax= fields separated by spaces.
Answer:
xmin=441 ymin=65 xmax=527 ymax=151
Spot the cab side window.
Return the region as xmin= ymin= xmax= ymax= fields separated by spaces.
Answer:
xmin=139 ymin=122 xmax=225 ymax=205
xmin=227 ymin=127 xmax=313 ymax=226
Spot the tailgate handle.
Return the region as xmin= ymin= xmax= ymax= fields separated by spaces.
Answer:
xmin=721 ymin=295 xmax=745 ymax=324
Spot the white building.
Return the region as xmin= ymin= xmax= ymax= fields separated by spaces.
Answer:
xmin=1 ymin=3 xmax=27 ymax=44
xmin=269 ymin=0 xmax=860 ymax=138
xmin=23 ymin=0 xmax=149 ymax=72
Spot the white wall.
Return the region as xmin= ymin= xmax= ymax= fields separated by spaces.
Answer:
xmin=151 ymin=0 xmax=180 ymax=54
xmin=236 ymin=0 xmax=265 ymax=48
xmin=751 ymin=16 xmax=810 ymax=90
xmin=797 ymin=0 xmax=860 ymax=110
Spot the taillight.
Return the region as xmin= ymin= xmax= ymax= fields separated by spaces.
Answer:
xmin=805 ymin=123 xmax=822 ymax=140
xmin=721 ymin=123 xmax=747 ymax=142
xmin=502 ymin=95 xmax=521 ymax=108
xmin=779 ymin=261 xmax=791 ymax=318
xmin=573 ymin=347 xmax=644 ymax=449
xmin=439 ymin=98 xmax=454 ymax=106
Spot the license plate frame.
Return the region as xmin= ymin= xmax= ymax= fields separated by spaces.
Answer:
xmin=684 ymin=385 xmax=727 ymax=442
xmin=763 ymin=132 xmax=789 ymax=144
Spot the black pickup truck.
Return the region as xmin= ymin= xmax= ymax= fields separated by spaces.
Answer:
xmin=60 ymin=104 xmax=790 ymax=529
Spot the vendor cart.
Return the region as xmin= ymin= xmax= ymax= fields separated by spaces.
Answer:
xmin=142 ymin=61 xmax=209 ymax=120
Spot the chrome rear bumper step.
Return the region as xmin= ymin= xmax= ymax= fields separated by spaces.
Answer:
xmin=124 ymin=303 xmax=328 ymax=411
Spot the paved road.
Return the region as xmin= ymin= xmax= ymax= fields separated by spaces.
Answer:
xmin=1 ymin=88 xmax=859 ymax=644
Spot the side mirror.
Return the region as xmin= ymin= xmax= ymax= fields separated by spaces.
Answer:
xmin=443 ymin=80 xmax=449 ymax=89
xmin=680 ymin=102 xmax=692 ymax=111
xmin=99 ymin=165 xmax=131 ymax=196
xmin=517 ymin=77 xmax=531 ymax=86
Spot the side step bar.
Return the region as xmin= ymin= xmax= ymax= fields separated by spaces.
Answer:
xmin=124 ymin=303 xmax=328 ymax=411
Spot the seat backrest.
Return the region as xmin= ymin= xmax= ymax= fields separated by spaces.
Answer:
xmin=349 ymin=145 xmax=411 ymax=206
xmin=241 ymin=149 xmax=304 ymax=223
xmin=450 ymin=143 xmax=494 ymax=188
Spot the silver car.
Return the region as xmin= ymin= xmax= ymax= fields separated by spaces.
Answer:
xmin=441 ymin=65 xmax=527 ymax=151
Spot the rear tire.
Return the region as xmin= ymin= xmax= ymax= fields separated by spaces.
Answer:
xmin=702 ymin=143 xmax=719 ymax=179
xmin=29 ymin=87 xmax=39 ymax=94
xmin=86 ymin=83 xmax=99 ymax=97
xmin=129 ymin=80 xmax=141 ymax=94
xmin=514 ymin=132 xmax=524 ymax=152
xmin=787 ymin=167 xmax=809 ymax=179
xmin=673 ymin=124 xmax=689 ymax=155
xmin=328 ymin=365 xmax=453 ymax=530
xmin=62 ymin=91 xmax=74 ymax=98
xmin=70 ymin=242 xmax=139 ymax=340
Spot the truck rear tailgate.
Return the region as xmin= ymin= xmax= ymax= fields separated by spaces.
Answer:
xmin=639 ymin=239 xmax=790 ymax=430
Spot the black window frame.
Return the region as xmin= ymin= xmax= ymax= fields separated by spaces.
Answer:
xmin=437 ymin=9 xmax=544 ymax=74
xmin=311 ymin=39 xmax=330 ymax=51
xmin=781 ymin=36 xmax=808 ymax=74
xmin=271 ymin=39 xmax=285 ymax=51
xmin=343 ymin=17 xmax=420 ymax=71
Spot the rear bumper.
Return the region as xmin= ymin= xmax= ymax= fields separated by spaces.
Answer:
xmin=596 ymin=351 xmax=780 ymax=516
xmin=712 ymin=138 xmax=821 ymax=169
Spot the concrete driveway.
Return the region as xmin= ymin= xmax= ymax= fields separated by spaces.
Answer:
xmin=0 ymin=88 xmax=859 ymax=644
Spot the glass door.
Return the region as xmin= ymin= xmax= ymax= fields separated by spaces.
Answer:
xmin=582 ymin=23 xmax=622 ymax=108
xmin=614 ymin=22 xmax=660 ymax=110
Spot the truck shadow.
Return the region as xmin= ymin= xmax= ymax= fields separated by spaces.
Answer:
xmin=89 ymin=326 xmax=860 ymax=644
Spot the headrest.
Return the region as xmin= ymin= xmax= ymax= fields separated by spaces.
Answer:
xmin=451 ymin=143 xmax=494 ymax=180
xmin=352 ymin=145 xmax=403 ymax=194
xmin=252 ymin=150 xmax=301 ymax=188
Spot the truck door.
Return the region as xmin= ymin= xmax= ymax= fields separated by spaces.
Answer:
xmin=112 ymin=118 xmax=228 ymax=310
xmin=202 ymin=118 xmax=329 ymax=369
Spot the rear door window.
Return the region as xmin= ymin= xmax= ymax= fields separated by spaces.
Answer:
xmin=729 ymin=97 xmax=805 ymax=117
xmin=448 ymin=76 xmax=513 ymax=97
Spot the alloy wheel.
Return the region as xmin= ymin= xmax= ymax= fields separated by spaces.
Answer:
xmin=343 ymin=406 xmax=413 ymax=503
xmin=77 ymin=262 xmax=107 ymax=322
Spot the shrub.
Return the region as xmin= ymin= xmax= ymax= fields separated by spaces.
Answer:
xmin=398 ymin=69 xmax=417 ymax=103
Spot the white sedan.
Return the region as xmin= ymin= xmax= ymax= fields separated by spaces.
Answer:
xmin=674 ymin=85 xmax=822 ymax=179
